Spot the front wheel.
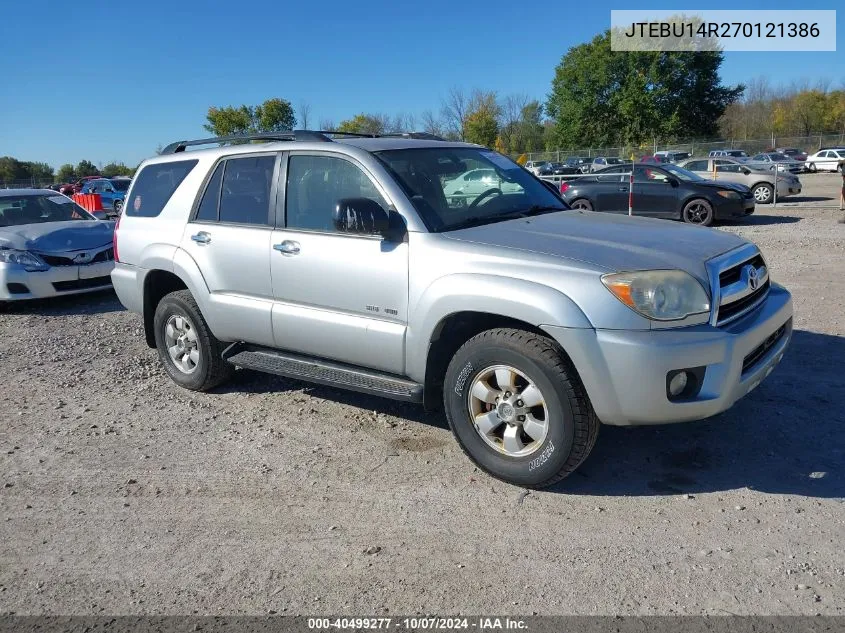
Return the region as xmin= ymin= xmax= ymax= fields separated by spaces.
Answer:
xmin=570 ymin=198 xmax=593 ymax=211
xmin=443 ymin=328 xmax=599 ymax=488
xmin=682 ymin=198 xmax=714 ymax=226
xmin=153 ymin=289 xmax=234 ymax=391
xmin=807 ymin=163 xmax=816 ymax=173
xmin=752 ymin=183 xmax=773 ymax=204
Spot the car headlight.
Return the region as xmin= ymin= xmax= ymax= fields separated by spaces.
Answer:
xmin=0 ymin=249 xmax=48 ymax=271
xmin=716 ymin=190 xmax=740 ymax=199
xmin=601 ymin=270 xmax=711 ymax=321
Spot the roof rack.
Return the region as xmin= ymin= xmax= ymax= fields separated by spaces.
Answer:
xmin=160 ymin=130 xmax=447 ymax=154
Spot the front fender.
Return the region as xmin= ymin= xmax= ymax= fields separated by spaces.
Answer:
xmin=405 ymin=273 xmax=592 ymax=382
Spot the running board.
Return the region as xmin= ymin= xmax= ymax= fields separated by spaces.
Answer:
xmin=223 ymin=344 xmax=424 ymax=403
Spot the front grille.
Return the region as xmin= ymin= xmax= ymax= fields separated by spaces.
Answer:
xmin=91 ymin=247 xmax=114 ymax=263
xmin=710 ymin=248 xmax=770 ymax=327
xmin=40 ymin=254 xmax=74 ymax=267
xmin=37 ymin=247 xmax=113 ymax=268
xmin=52 ymin=276 xmax=112 ymax=292
xmin=742 ymin=319 xmax=790 ymax=374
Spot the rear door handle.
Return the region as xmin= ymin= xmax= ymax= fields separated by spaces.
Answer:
xmin=191 ymin=231 xmax=211 ymax=245
xmin=619 ymin=187 xmax=629 ymax=192
xmin=273 ymin=240 xmax=300 ymax=255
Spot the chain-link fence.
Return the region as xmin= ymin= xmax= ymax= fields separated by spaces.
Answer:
xmin=522 ymin=133 xmax=845 ymax=162
xmin=0 ymin=178 xmax=56 ymax=190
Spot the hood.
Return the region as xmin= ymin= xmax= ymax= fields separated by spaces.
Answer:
xmin=443 ymin=211 xmax=747 ymax=284
xmin=695 ymin=179 xmax=751 ymax=193
xmin=0 ymin=220 xmax=115 ymax=252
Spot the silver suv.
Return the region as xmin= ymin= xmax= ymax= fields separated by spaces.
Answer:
xmin=112 ymin=131 xmax=793 ymax=488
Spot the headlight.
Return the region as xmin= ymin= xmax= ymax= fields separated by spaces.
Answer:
xmin=716 ymin=190 xmax=740 ymax=199
xmin=601 ymin=270 xmax=710 ymax=321
xmin=0 ymin=249 xmax=48 ymax=271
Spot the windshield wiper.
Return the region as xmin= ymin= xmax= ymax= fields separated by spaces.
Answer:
xmin=441 ymin=205 xmax=565 ymax=232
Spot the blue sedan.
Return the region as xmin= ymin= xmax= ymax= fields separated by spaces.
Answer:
xmin=80 ymin=178 xmax=130 ymax=216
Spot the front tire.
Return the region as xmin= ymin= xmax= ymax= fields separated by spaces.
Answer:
xmin=682 ymin=198 xmax=714 ymax=226
xmin=752 ymin=183 xmax=773 ymax=204
xmin=807 ymin=163 xmax=816 ymax=173
xmin=443 ymin=328 xmax=599 ymax=488
xmin=153 ymin=289 xmax=234 ymax=391
xmin=570 ymin=198 xmax=593 ymax=211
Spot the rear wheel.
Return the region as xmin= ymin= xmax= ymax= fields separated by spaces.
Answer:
xmin=838 ymin=163 xmax=844 ymax=174
xmin=443 ymin=328 xmax=599 ymax=488
xmin=752 ymin=183 xmax=773 ymax=204
xmin=153 ymin=289 xmax=233 ymax=391
xmin=570 ymin=198 xmax=593 ymax=211
xmin=682 ymin=198 xmax=714 ymax=226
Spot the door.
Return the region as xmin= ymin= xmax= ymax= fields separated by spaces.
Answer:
xmin=180 ymin=154 xmax=278 ymax=347
xmin=632 ymin=165 xmax=678 ymax=217
xmin=589 ymin=166 xmax=629 ymax=213
xmin=270 ymin=152 xmax=409 ymax=375
xmin=683 ymin=159 xmax=711 ymax=179
xmin=713 ymin=159 xmax=747 ymax=186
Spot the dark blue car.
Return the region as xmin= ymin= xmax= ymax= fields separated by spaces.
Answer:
xmin=81 ymin=178 xmax=130 ymax=216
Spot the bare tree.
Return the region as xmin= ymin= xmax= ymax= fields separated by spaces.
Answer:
xmin=441 ymin=86 xmax=469 ymax=140
xmin=420 ymin=110 xmax=445 ymax=137
xmin=298 ymin=101 xmax=312 ymax=129
xmin=318 ymin=118 xmax=336 ymax=131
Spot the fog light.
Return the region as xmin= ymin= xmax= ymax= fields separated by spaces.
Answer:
xmin=668 ymin=371 xmax=688 ymax=396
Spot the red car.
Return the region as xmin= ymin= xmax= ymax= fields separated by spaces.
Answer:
xmin=68 ymin=175 xmax=103 ymax=194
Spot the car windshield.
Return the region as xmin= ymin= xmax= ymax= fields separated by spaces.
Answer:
xmin=0 ymin=194 xmax=95 ymax=226
xmin=661 ymin=164 xmax=705 ymax=182
xmin=767 ymin=153 xmax=789 ymax=161
xmin=606 ymin=158 xmax=623 ymax=165
xmin=374 ymin=147 xmax=568 ymax=232
xmin=111 ymin=179 xmax=130 ymax=191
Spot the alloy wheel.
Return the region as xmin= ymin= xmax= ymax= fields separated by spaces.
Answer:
xmin=164 ymin=314 xmax=200 ymax=374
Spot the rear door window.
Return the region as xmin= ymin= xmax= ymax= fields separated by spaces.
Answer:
xmin=218 ymin=156 xmax=275 ymax=225
xmin=126 ymin=159 xmax=198 ymax=217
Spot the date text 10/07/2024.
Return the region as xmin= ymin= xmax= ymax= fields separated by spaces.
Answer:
xmin=307 ymin=617 xmax=528 ymax=630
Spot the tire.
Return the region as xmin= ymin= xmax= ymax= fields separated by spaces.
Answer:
xmin=682 ymin=198 xmax=714 ymax=226
xmin=752 ymin=183 xmax=773 ymax=204
xmin=114 ymin=199 xmax=123 ymax=215
xmin=443 ymin=328 xmax=599 ymax=488
xmin=838 ymin=163 xmax=844 ymax=174
xmin=807 ymin=163 xmax=816 ymax=173
xmin=153 ymin=289 xmax=234 ymax=391
xmin=570 ymin=198 xmax=593 ymax=211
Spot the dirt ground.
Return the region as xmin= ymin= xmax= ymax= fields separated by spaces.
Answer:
xmin=1 ymin=173 xmax=843 ymax=616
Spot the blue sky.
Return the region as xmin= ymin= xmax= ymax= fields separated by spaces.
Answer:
xmin=1 ymin=0 xmax=842 ymax=169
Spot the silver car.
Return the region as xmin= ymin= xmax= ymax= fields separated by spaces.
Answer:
xmin=0 ymin=189 xmax=115 ymax=302
xmin=111 ymin=132 xmax=792 ymax=488
xmin=747 ymin=152 xmax=803 ymax=174
xmin=678 ymin=157 xmax=802 ymax=204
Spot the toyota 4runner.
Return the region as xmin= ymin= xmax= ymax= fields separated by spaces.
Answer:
xmin=111 ymin=131 xmax=793 ymax=488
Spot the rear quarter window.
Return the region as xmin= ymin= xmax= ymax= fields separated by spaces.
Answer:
xmin=125 ymin=159 xmax=198 ymax=217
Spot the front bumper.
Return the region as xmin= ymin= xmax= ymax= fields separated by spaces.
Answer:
xmin=715 ymin=197 xmax=755 ymax=218
xmin=0 ymin=261 xmax=114 ymax=301
xmin=542 ymin=283 xmax=793 ymax=426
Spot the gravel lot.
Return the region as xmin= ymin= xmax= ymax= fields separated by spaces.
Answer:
xmin=1 ymin=173 xmax=843 ymax=616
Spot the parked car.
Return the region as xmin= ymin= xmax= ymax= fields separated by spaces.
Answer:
xmin=70 ymin=175 xmax=103 ymax=194
xmin=111 ymin=131 xmax=791 ymax=488
xmin=640 ymin=155 xmax=668 ymax=164
xmin=804 ymin=148 xmax=845 ymax=173
xmin=654 ymin=150 xmax=691 ymax=163
xmin=589 ymin=157 xmax=624 ymax=172
xmin=562 ymin=156 xmax=590 ymax=173
xmin=776 ymin=147 xmax=808 ymax=162
xmin=560 ymin=162 xmax=755 ymax=225
xmin=678 ymin=157 xmax=802 ymax=204
xmin=81 ymin=178 xmax=128 ymax=216
xmin=746 ymin=152 xmax=803 ymax=174
xmin=548 ymin=160 xmax=585 ymax=175
xmin=443 ymin=168 xmax=522 ymax=206
xmin=0 ymin=189 xmax=115 ymax=302
xmin=524 ymin=161 xmax=553 ymax=176
xmin=708 ymin=149 xmax=750 ymax=161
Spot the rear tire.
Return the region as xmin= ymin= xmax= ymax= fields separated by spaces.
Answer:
xmin=443 ymin=328 xmax=599 ymax=488
xmin=570 ymin=198 xmax=593 ymax=211
xmin=153 ymin=289 xmax=233 ymax=391
xmin=807 ymin=163 xmax=816 ymax=173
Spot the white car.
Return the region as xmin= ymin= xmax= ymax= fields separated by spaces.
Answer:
xmin=442 ymin=168 xmax=522 ymax=206
xmin=0 ymin=189 xmax=116 ymax=302
xmin=804 ymin=148 xmax=845 ymax=173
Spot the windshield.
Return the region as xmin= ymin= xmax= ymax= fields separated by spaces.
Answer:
xmin=0 ymin=194 xmax=94 ymax=226
xmin=768 ymin=153 xmax=789 ymax=161
xmin=606 ymin=158 xmax=623 ymax=165
xmin=661 ymin=164 xmax=705 ymax=182
xmin=374 ymin=147 xmax=568 ymax=232
xmin=111 ymin=179 xmax=131 ymax=191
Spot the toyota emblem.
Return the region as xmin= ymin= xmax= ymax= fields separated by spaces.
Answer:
xmin=746 ymin=265 xmax=759 ymax=290
xmin=72 ymin=252 xmax=93 ymax=264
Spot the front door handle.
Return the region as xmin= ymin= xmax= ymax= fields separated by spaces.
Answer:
xmin=191 ymin=231 xmax=211 ymax=245
xmin=619 ymin=187 xmax=629 ymax=192
xmin=273 ymin=240 xmax=300 ymax=255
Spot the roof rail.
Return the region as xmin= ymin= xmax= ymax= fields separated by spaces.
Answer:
xmin=160 ymin=129 xmax=448 ymax=154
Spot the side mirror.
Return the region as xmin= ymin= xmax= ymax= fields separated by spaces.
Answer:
xmin=667 ymin=177 xmax=680 ymax=187
xmin=742 ymin=167 xmax=751 ymax=175
xmin=333 ymin=198 xmax=391 ymax=237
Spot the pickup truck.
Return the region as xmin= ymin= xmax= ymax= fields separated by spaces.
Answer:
xmin=111 ymin=131 xmax=793 ymax=488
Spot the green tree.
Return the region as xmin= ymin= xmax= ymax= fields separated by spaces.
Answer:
xmin=0 ymin=156 xmax=27 ymax=183
xmin=23 ymin=161 xmax=54 ymax=182
xmin=56 ymin=164 xmax=76 ymax=183
xmin=204 ymin=98 xmax=296 ymax=138
xmin=75 ymin=160 xmax=100 ymax=177
xmin=546 ymin=31 xmax=742 ymax=148
xmin=102 ymin=162 xmax=134 ymax=177
xmin=463 ymin=91 xmax=500 ymax=147
xmin=336 ymin=113 xmax=387 ymax=135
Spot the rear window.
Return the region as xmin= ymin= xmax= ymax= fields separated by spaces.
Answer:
xmin=125 ymin=159 xmax=198 ymax=217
